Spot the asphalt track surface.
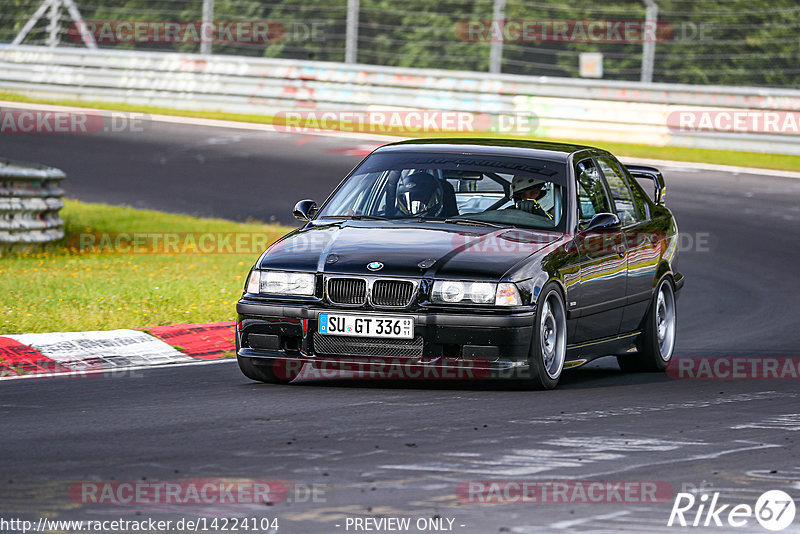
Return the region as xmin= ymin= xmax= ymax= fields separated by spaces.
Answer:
xmin=2 ymin=121 xmax=800 ymax=533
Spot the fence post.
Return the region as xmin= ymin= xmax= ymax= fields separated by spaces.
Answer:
xmin=641 ymin=0 xmax=658 ymax=83
xmin=46 ymin=0 xmax=61 ymax=47
xmin=489 ymin=0 xmax=505 ymax=74
xmin=201 ymin=0 xmax=214 ymax=55
xmin=345 ymin=0 xmax=359 ymax=63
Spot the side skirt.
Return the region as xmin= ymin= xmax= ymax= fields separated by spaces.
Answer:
xmin=565 ymin=331 xmax=641 ymax=367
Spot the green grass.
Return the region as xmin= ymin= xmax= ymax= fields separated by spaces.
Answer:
xmin=2 ymin=90 xmax=799 ymax=172
xmin=1 ymin=200 xmax=292 ymax=334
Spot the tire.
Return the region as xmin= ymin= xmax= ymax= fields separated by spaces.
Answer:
xmin=526 ymin=284 xmax=568 ymax=390
xmin=237 ymin=355 xmax=299 ymax=384
xmin=617 ymin=277 xmax=677 ymax=373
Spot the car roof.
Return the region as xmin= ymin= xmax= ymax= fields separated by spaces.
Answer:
xmin=375 ymin=138 xmax=602 ymax=162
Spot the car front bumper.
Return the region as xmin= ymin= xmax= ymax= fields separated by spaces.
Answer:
xmin=236 ymin=299 xmax=535 ymax=370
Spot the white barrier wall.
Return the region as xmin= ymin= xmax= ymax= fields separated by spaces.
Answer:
xmin=1 ymin=46 xmax=799 ymax=155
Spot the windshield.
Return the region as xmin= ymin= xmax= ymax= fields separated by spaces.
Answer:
xmin=316 ymin=151 xmax=567 ymax=230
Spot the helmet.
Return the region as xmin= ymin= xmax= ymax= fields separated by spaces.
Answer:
xmin=396 ymin=171 xmax=444 ymax=217
xmin=510 ymin=176 xmax=549 ymax=215
xmin=510 ymin=176 xmax=547 ymax=201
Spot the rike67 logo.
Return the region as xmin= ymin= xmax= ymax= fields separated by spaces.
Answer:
xmin=668 ymin=490 xmax=796 ymax=531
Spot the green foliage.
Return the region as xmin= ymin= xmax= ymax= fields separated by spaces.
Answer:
xmin=0 ymin=0 xmax=796 ymax=86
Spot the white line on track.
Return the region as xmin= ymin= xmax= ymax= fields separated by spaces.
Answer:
xmin=568 ymin=440 xmax=781 ymax=480
xmin=0 ymin=356 xmax=235 ymax=381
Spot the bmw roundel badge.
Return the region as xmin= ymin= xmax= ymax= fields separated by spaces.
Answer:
xmin=367 ymin=261 xmax=384 ymax=271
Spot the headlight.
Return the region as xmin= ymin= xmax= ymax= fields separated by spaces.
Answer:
xmin=263 ymin=271 xmax=288 ymax=294
xmin=470 ymin=282 xmax=496 ymax=304
xmin=286 ymin=272 xmax=316 ymax=295
xmin=439 ymin=280 xmax=465 ymax=303
xmin=431 ymin=280 xmax=521 ymax=306
xmin=247 ymin=270 xmax=316 ymax=296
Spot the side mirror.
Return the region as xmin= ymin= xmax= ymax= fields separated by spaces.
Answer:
xmin=584 ymin=213 xmax=621 ymax=232
xmin=293 ymin=199 xmax=317 ymax=221
xmin=625 ymin=165 xmax=666 ymax=205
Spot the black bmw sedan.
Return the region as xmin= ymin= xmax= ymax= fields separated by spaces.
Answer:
xmin=236 ymin=139 xmax=684 ymax=389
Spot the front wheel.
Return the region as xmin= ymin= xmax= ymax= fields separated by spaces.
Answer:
xmin=618 ymin=277 xmax=677 ymax=372
xmin=526 ymin=284 xmax=567 ymax=390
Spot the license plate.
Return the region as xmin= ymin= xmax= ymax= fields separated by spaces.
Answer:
xmin=318 ymin=313 xmax=414 ymax=339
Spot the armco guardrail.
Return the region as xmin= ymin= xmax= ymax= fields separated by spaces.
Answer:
xmin=1 ymin=46 xmax=799 ymax=155
xmin=0 ymin=158 xmax=65 ymax=244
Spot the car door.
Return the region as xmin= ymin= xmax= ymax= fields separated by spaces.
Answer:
xmin=595 ymin=156 xmax=660 ymax=334
xmin=571 ymin=157 xmax=628 ymax=343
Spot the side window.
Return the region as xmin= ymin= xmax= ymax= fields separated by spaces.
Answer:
xmin=575 ymin=158 xmax=611 ymax=228
xmin=596 ymin=157 xmax=638 ymax=226
xmin=628 ymin=178 xmax=650 ymax=220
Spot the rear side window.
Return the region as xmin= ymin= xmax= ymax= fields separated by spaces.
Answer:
xmin=575 ymin=158 xmax=611 ymax=227
xmin=596 ymin=157 xmax=639 ymax=226
xmin=628 ymin=177 xmax=651 ymax=220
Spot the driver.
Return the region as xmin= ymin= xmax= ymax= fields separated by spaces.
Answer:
xmin=510 ymin=176 xmax=554 ymax=220
xmin=396 ymin=171 xmax=444 ymax=218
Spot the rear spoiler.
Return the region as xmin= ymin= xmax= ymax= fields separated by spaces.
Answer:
xmin=625 ymin=165 xmax=666 ymax=205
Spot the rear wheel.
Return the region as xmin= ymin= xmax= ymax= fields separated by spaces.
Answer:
xmin=237 ymin=355 xmax=300 ymax=384
xmin=526 ymin=284 xmax=567 ymax=389
xmin=618 ymin=277 xmax=676 ymax=372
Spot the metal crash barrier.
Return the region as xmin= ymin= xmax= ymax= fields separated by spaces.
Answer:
xmin=0 ymin=158 xmax=65 ymax=244
xmin=0 ymin=46 xmax=799 ymax=154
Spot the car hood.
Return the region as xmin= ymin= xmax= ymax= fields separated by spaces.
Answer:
xmin=259 ymin=221 xmax=562 ymax=280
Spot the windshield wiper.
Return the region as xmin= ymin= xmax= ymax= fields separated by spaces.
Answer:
xmin=320 ymin=215 xmax=389 ymax=221
xmin=350 ymin=215 xmax=389 ymax=221
xmin=444 ymin=218 xmax=508 ymax=228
